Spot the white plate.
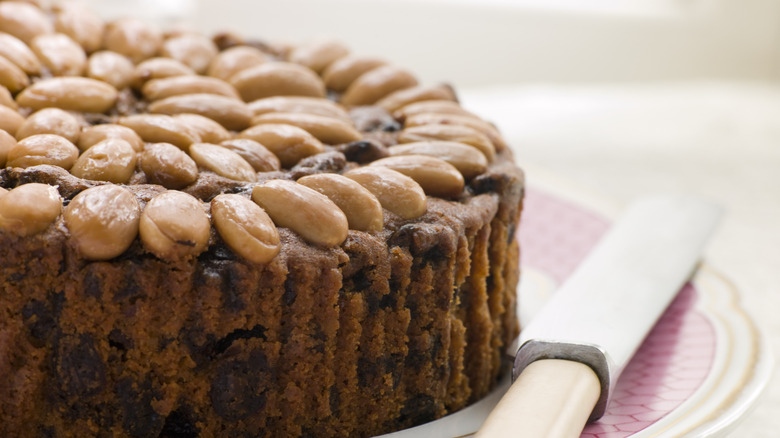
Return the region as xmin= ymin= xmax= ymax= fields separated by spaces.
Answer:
xmin=378 ymin=182 xmax=772 ymax=438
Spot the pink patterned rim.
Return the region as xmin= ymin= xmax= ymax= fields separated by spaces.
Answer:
xmin=518 ymin=189 xmax=717 ymax=438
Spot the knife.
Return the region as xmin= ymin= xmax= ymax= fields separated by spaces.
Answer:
xmin=476 ymin=195 xmax=721 ymax=438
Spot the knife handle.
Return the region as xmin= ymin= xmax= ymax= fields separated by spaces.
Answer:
xmin=475 ymin=359 xmax=601 ymax=438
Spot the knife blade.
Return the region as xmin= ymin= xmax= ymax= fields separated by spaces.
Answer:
xmin=476 ymin=195 xmax=721 ymax=438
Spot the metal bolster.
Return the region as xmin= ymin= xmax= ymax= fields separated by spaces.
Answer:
xmin=512 ymin=340 xmax=615 ymax=421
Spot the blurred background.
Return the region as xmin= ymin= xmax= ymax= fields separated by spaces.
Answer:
xmin=81 ymin=0 xmax=780 ymax=436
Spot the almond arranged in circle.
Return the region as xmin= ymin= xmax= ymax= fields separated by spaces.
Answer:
xmin=16 ymin=108 xmax=81 ymax=143
xmin=161 ymin=33 xmax=218 ymax=74
xmin=375 ymin=84 xmax=457 ymax=113
xmin=252 ymin=179 xmax=348 ymax=246
xmin=404 ymin=112 xmax=507 ymax=151
xmin=143 ymin=75 xmax=240 ymax=101
xmin=119 ymin=114 xmax=201 ymax=150
xmin=211 ymin=193 xmax=280 ymax=264
xmin=53 ymin=1 xmax=105 ymax=54
xmin=132 ymin=57 xmax=196 ymax=89
xmin=248 ymin=96 xmax=351 ymax=122
xmin=140 ymin=190 xmax=210 ymax=260
xmin=0 ymin=129 xmax=15 ymax=167
xmin=79 ymin=123 xmax=145 ymax=153
xmin=388 ymin=141 xmax=488 ymax=179
xmin=219 ymin=138 xmax=280 ymax=172
xmin=87 ymin=50 xmax=135 ymax=89
xmin=369 ymin=154 xmax=464 ymax=198
xmin=0 ymin=105 xmax=24 ymax=136
xmin=250 ymin=112 xmax=361 ymax=145
xmin=188 ymin=142 xmax=257 ymax=182
xmin=148 ymin=93 xmax=252 ymax=131
xmin=16 ymin=77 xmax=119 ymax=113
xmin=397 ymin=124 xmax=495 ymax=162
xmin=207 ymin=45 xmax=268 ymax=81
xmin=288 ymin=38 xmax=349 ymax=74
xmin=239 ymin=123 xmax=324 ymax=168
xmin=230 ymin=62 xmax=326 ymax=102
xmin=30 ymin=33 xmax=87 ymax=77
xmin=340 ymin=65 xmax=418 ymax=106
xmin=0 ymin=54 xmax=29 ymax=93
xmin=139 ymin=142 xmax=199 ymax=189
xmin=297 ymin=173 xmax=383 ymax=232
xmin=321 ymin=55 xmax=386 ymax=92
xmin=0 ymin=183 xmax=62 ymax=237
xmin=343 ymin=166 xmax=427 ymax=220
xmin=0 ymin=1 xmax=53 ymax=44
xmin=103 ymin=17 xmax=162 ymax=63
xmin=6 ymin=134 xmax=79 ymax=170
xmin=70 ymin=138 xmax=137 ymax=183
xmin=0 ymin=31 xmax=41 ymax=75
xmin=64 ymin=185 xmax=141 ymax=260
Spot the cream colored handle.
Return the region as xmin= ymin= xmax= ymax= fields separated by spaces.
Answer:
xmin=475 ymin=359 xmax=601 ymax=438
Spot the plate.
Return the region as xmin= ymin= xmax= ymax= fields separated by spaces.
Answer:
xmin=378 ymin=183 xmax=773 ymax=438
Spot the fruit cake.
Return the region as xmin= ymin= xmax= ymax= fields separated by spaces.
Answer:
xmin=0 ymin=1 xmax=524 ymax=437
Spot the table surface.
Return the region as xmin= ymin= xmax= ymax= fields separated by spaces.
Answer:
xmin=461 ymin=81 xmax=779 ymax=437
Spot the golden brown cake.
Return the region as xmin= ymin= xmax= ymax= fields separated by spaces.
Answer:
xmin=0 ymin=2 xmax=524 ymax=437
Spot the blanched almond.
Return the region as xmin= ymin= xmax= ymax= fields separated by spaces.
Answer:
xmin=0 ymin=105 xmax=25 ymax=136
xmin=219 ymin=138 xmax=280 ymax=172
xmin=16 ymin=108 xmax=81 ymax=143
xmin=251 ymin=179 xmax=348 ymax=246
xmin=79 ymin=123 xmax=144 ymax=152
xmin=0 ymin=85 xmax=15 ymax=109
xmin=143 ymin=75 xmax=240 ymax=101
xmin=139 ymin=142 xmax=198 ymax=189
xmin=248 ymin=96 xmax=351 ymax=122
xmin=188 ymin=142 xmax=257 ymax=182
xmin=16 ymin=77 xmax=118 ymax=113
xmin=239 ymin=123 xmax=324 ymax=168
xmin=0 ymin=183 xmax=62 ymax=236
xmin=250 ymin=112 xmax=362 ymax=145
xmin=0 ymin=54 xmax=29 ymax=93
xmin=375 ymin=84 xmax=457 ymax=113
xmin=340 ymin=65 xmax=418 ymax=106
xmin=161 ymin=33 xmax=218 ymax=74
xmin=103 ymin=18 xmax=162 ymax=63
xmin=369 ymin=154 xmax=464 ymax=198
xmin=321 ymin=55 xmax=386 ymax=92
xmin=207 ymin=45 xmax=268 ymax=81
xmin=298 ymin=173 xmax=383 ymax=232
xmin=211 ymin=193 xmax=280 ymax=264
xmin=64 ymin=185 xmax=141 ymax=260
xmin=7 ymin=134 xmax=79 ymax=170
xmin=0 ymin=129 xmax=15 ymax=167
xmin=148 ymin=93 xmax=252 ymax=131
xmin=404 ymin=112 xmax=507 ymax=151
xmin=388 ymin=141 xmax=488 ymax=179
xmin=140 ymin=190 xmax=210 ymax=260
xmin=119 ymin=114 xmax=201 ymax=150
xmin=288 ymin=38 xmax=349 ymax=73
xmin=0 ymin=32 xmax=41 ymax=74
xmin=343 ymin=167 xmax=427 ymax=220
xmin=70 ymin=138 xmax=137 ymax=183
xmin=397 ymin=124 xmax=495 ymax=162
xmin=0 ymin=1 xmax=53 ymax=44
xmin=30 ymin=33 xmax=87 ymax=76
xmin=230 ymin=61 xmax=326 ymax=102
xmin=132 ymin=57 xmax=196 ymax=89
xmin=174 ymin=113 xmax=231 ymax=144
xmin=53 ymin=1 xmax=105 ymax=53
xmin=87 ymin=50 xmax=135 ymax=89
xmin=394 ymin=100 xmax=477 ymax=120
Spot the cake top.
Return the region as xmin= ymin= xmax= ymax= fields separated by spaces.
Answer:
xmin=0 ymin=0 xmax=509 ymax=264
